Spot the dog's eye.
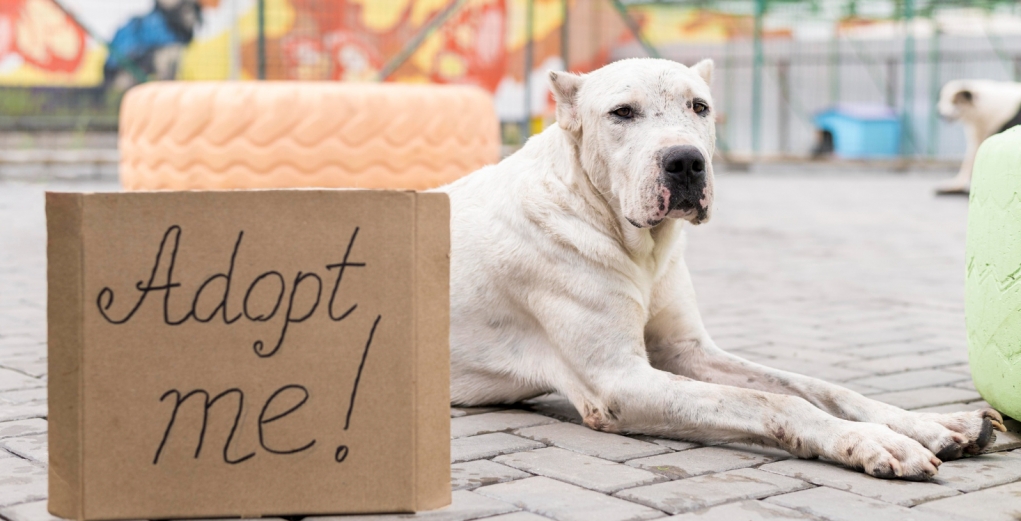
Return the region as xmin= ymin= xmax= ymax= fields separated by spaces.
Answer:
xmin=611 ymin=106 xmax=634 ymax=119
xmin=692 ymin=100 xmax=709 ymax=115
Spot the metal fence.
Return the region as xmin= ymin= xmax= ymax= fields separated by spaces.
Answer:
xmin=616 ymin=34 xmax=1021 ymax=159
xmin=614 ymin=0 xmax=1021 ymax=160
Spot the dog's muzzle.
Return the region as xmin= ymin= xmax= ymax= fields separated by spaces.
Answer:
xmin=660 ymin=145 xmax=708 ymax=221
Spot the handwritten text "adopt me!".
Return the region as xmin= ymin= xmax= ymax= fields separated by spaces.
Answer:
xmin=96 ymin=225 xmax=378 ymax=466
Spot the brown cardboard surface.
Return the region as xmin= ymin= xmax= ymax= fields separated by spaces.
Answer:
xmin=46 ymin=190 xmax=450 ymax=520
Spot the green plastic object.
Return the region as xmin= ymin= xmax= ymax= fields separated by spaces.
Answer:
xmin=966 ymin=126 xmax=1021 ymax=420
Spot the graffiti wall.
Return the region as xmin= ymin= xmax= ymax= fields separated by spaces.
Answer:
xmin=0 ymin=0 xmax=642 ymax=121
xmin=0 ymin=0 xmax=94 ymax=85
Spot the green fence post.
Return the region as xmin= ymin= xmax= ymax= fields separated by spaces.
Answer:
xmin=523 ymin=0 xmax=535 ymax=140
xmin=561 ymin=0 xmax=569 ymax=70
xmin=257 ymin=0 xmax=266 ymax=80
xmin=724 ymin=39 xmax=735 ymax=150
xmin=902 ymin=0 xmax=915 ymax=157
xmin=829 ymin=28 xmax=840 ymax=105
xmin=50 ymin=0 xmax=149 ymax=84
xmin=608 ymin=0 xmax=659 ymax=59
xmin=927 ymin=26 xmax=941 ymax=158
xmin=377 ymin=0 xmax=468 ymax=81
xmin=752 ymin=0 xmax=765 ymax=157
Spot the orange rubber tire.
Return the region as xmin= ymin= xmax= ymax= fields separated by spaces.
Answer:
xmin=119 ymin=81 xmax=500 ymax=191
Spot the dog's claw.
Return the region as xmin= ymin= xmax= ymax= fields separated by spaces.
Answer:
xmin=935 ymin=443 xmax=962 ymax=461
xmin=973 ymin=419 xmax=995 ymax=451
xmin=981 ymin=409 xmax=1008 ymax=432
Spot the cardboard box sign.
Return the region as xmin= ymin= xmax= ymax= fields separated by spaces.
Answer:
xmin=46 ymin=190 xmax=451 ymax=520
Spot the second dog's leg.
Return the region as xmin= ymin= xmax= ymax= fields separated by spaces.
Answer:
xmin=937 ymin=126 xmax=982 ymax=193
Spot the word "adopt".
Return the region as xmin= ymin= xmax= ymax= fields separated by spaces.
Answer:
xmin=96 ymin=225 xmax=365 ymax=358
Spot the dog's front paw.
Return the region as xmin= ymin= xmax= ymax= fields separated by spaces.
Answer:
xmin=833 ymin=423 xmax=940 ymax=481
xmin=894 ymin=408 xmax=1006 ymax=460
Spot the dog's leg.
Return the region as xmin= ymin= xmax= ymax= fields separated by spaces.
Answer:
xmin=648 ymin=331 xmax=1003 ymax=461
xmin=646 ymin=268 xmax=1004 ymax=461
xmin=564 ymin=361 xmax=940 ymax=480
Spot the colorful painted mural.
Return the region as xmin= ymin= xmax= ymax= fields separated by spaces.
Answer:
xmin=0 ymin=0 xmax=630 ymax=116
xmin=9 ymin=0 xmax=1016 ymax=125
xmin=0 ymin=0 xmax=94 ymax=85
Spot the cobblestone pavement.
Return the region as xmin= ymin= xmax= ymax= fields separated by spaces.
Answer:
xmin=1 ymin=174 xmax=1020 ymax=521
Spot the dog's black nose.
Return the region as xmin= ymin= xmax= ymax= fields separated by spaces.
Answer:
xmin=661 ymin=145 xmax=706 ymax=181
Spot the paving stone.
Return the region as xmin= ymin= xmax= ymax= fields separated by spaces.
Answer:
xmin=833 ymin=330 xmax=929 ymax=348
xmin=844 ymin=342 xmax=949 ymax=360
xmin=912 ymin=400 xmax=990 ymax=414
xmin=632 ymin=435 xmax=701 ymax=452
xmin=943 ymin=363 xmax=974 ymax=375
xmin=0 ymin=368 xmax=42 ymax=392
xmin=167 ymin=518 xmax=279 ymax=521
xmin=0 ymin=500 xmax=65 ymax=521
xmin=615 ymin=468 xmax=811 ymax=515
xmin=494 ymin=447 xmax=665 ymax=493
xmin=0 ymin=419 xmax=46 ymax=440
xmin=765 ymin=487 xmax=945 ymax=521
xmin=742 ymin=345 xmax=856 ymax=365
xmin=514 ymin=422 xmax=668 ymax=462
xmin=869 ymin=387 xmax=982 ymax=410
xmin=451 ymin=411 xmax=559 ymax=439
xmin=0 ymin=433 xmax=46 ymax=464
xmin=748 ymin=337 xmax=848 ymax=352
xmin=0 ymin=354 xmax=46 ymax=378
xmin=0 ymin=401 xmax=46 ymax=423
xmin=451 ymin=460 xmax=531 ymax=491
xmin=840 ymin=353 xmax=961 ymax=376
xmin=451 ymin=433 xmax=545 ymax=463
xmin=476 ymin=476 xmax=664 ymax=521
xmin=664 ymin=499 xmax=819 ymax=520
xmin=838 ymin=381 xmax=882 ymax=395
xmin=759 ymin=459 xmax=958 ymax=506
xmin=0 ymin=388 xmax=46 ymax=405
xmin=932 ymin=452 xmax=1021 ymax=492
xmin=314 ymin=490 xmax=519 ymax=520
xmin=626 ymin=446 xmax=783 ymax=480
xmin=748 ymin=358 xmax=867 ymax=383
xmin=484 ymin=513 xmax=554 ymax=521
xmin=0 ymin=456 xmax=47 ymax=507
xmin=844 ymin=369 xmax=968 ymax=392
xmin=951 ymin=379 xmax=977 ymax=391
xmin=914 ymin=481 xmax=1021 ymax=521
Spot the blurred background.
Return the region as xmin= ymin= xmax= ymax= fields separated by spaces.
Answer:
xmin=1 ymin=0 xmax=1021 ymax=171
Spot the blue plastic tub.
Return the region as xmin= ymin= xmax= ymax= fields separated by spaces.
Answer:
xmin=814 ymin=104 xmax=901 ymax=158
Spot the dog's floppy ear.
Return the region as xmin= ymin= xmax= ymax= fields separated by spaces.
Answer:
xmin=953 ymin=89 xmax=974 ymax=105
xmin=691 ymin=58 xmax=714 ymax=85
xmin=549 ymin=71 xmax=584 ymax=133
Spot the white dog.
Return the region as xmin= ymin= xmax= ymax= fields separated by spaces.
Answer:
xmin=441 ymin=58 xmax=1004 ymax=480
xmin=936 ymin=79 xmax=1021 ymax=194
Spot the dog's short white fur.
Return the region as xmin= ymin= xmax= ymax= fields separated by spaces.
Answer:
xmin=936 ymin=79 xmax=1021 ymax=194
xmin=440 ymin=58 xmax=1004 ymax=480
